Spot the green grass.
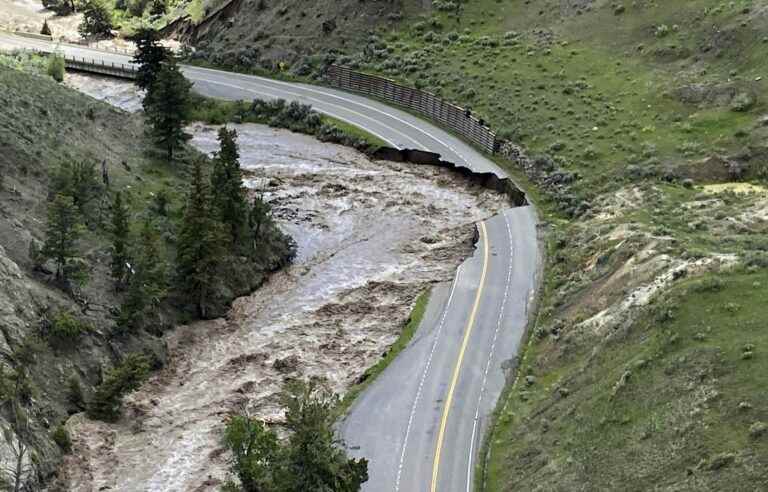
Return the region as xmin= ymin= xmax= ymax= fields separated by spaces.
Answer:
xmin=336 ymin=288 xmax=431 ymax=418
xmin=321 ymin=115 xmax=389 ymax=150
xmin=484 ymin=270 xmax=768 ymax=490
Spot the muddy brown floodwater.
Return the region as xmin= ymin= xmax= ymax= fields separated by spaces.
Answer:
xmin=59 ymin=77 xmax=507 ymax=491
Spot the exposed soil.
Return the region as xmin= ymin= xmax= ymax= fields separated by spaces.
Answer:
xmin=55 ymin=78 xmax=507 ymax=491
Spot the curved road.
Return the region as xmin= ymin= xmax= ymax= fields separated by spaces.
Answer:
xmin=0 ymin=32 xmax=540 ymax=492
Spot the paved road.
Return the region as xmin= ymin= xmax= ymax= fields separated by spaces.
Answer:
xmin=0 ymin=33 xmax=540 ymax=492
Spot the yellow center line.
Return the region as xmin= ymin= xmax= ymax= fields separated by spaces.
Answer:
xmin=430 ymin=221 xmax=490 ymax=492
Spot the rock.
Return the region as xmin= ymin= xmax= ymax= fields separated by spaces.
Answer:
xmin=273 ymin=354 xmax=301 ymax=373
xmin=707 ymin=452 xmax=735 ymax=470
xmin=749 ymin=421 xmax=767 ymax=438
xmin=738 ymin=401 xmax=752 ymax=411
xmin=731 ymin=92 xmax=756 ymax=112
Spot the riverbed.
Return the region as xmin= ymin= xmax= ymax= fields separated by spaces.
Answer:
xmin=58 ymin=76 xmax=507 ymax=490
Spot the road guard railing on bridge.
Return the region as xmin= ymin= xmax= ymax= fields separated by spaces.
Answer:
xmin=64 ymin=56 xmax=137 ymax=79
xmin=325 ymin=65 xmax=499 ymax=154
xmin=21 ymin=46 xmax=138 ymax=79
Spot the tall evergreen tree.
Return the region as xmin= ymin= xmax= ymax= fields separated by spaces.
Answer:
xmin=175 ymin=160 xmax=226 ymax=318
xmin=144 ymin=59 xmax=192 ymax=161
xmin=222 ymin=381 xmax=368 ymax=492
xmin=131 ymin=27 xmax=170 ymax=92
xmin=119 ymin=218 xmax=166 ymax=330
xmin=110 ymin=191 xmax=130 ymax=285
xmin=78 ymin=0 xmax=113 ymax=38
xmin=51 ymin=161 xmax=102 ymax=218
xmin=42 ymin=194 xmax=84 ymax=281
xmin=211 ymin=127 xmax=249 ymax=249
xmin=280 ymin=381 xmax=368 ymax=492
xmin=248 ymin=194 xmax=272 ymax=256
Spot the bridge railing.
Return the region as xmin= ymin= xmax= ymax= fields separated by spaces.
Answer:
xmin=325 ymin=65 xmax=498 ymax=154
xmin=64 ymin=56 xmax=138 ymax=79
xmin=20 ymin=46 xmax=138 ymax=79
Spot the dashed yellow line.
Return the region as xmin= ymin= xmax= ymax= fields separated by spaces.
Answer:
xmin=430 ymin=221 xmax=490 ymax=492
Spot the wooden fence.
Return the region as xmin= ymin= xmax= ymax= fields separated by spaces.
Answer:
xmin=325 ymin=65 xmax=498 ymax=154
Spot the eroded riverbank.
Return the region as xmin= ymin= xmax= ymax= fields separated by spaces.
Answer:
xmin=58 ymin=76 xmax=508 ymax=490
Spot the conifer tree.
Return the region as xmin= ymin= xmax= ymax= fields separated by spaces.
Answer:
xmin=144 ymin=59 xmax=192 ymax=161
xmin=110 ymin=191 xmax=130 ymax=285
xmin=248 ymin=194 xmax=272 ymax=255
xmin=175 ymin=160 xmax=226 ymax=318
xmin=78 ymin=0 xmax=113 ymax=38
xmin=42 ymin=194 xmax=84 ymax=281
xmin=51 ymin=161 xmax=102 ymax=218
xmin=222 ymin=381 xmax=368 ymax=492
xmin=211 ymin=127 xmax=249 ymax=249
xmin=131 ymin=27 xmax=170 ymax=92
xmin=119 ymin=218 xmax=166 ymax=329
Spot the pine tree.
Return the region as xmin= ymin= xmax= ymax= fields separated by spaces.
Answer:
xmin=211 ymin=127 xmax=249 ymax=249
xmin=131 ymin=27 xmax=170 ymax=91
xmin=222 ymin=381 xmax=369 ymax=492
xmin=119 ymin=218 xmax=166 ymax=330
xmin=42 ymin=194 xmax=84 ymax=281
xmin=110 ymin=191 xmax=130 ymax=285
xmin=78 ymin=0 xmax=113 ymax=38
xmin=144 ymin=59 xmax=192 ymax=161
xmin=149 ymin=0 xmax=166 ymax=16
xmin=248 ymin=194 xmax=272 ymax=255
xmin=280 ymin=381 xmax=369 ymax=492
xmin=51 ymin=161 xmax=103 ymax=218
xmin=175 ymin=160 xmax=226 ymax=318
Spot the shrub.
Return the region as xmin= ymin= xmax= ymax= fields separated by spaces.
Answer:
xmin=87 ymin=353 xmax=151 ymax=421
xmin=78 ymin=0 xmax=114 ymax=38
xmin=42 ymin=0 xmax=75 ymax=15
xmin=52 ymin=425 xmax=72 ymax=452
xmin=47 ymin=55 xmax=65 ymax=82
xmin=46 ymin=310 xmax=89 ymax=346
xmin=67 ymin=374 xmax=86 ymax=410
xmin=689 ymin=276 xmax=725 ymax=293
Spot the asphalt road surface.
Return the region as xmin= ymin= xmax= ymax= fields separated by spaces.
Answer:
xmin=0 ymin=32 xmax=540 ymax=492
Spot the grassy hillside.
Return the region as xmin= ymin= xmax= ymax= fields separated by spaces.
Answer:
xmin=184 ymin=1 xmax=768 ymax=489
xmin=487 ymin=270 xmax=768 ymax=490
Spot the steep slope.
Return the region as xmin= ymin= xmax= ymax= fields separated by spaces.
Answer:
xmin=0 ymin=60 xmax=293 ymax=488
xmin=169 ymin=0 xmax=415 ymax=69
xmin=0 ymin=62 xmax=171 ymax=486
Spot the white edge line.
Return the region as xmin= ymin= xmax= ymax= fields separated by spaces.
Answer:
xmin=395 ymin=264 xmax=463 ymax=492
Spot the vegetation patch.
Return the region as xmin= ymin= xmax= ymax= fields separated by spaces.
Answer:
xmin=188 ymin=94 xmax=387 ymax=153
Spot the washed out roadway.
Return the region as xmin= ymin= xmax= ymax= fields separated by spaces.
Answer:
xmin=0 ymin=32 xmax=539 ymax=492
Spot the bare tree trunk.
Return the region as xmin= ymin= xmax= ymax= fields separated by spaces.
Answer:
xmin=13 ymin=442 xmax=26 ymax=492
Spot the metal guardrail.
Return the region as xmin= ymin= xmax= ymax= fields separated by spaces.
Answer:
xmin=325 ymin=65 xmax=498 ymax=154
xmin=64 ymin=56 xmax=137 ymax=79
xmin=6 ymin=33 xmax=500 ymax=154
xmin=65 ymin=37 xmax=136 ymax=56
xmin=22 ymin=46 xmax=138 ymax=79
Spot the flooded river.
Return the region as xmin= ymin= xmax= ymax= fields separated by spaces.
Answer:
xmin=59 ymin=76 xmax=507 ymax=491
